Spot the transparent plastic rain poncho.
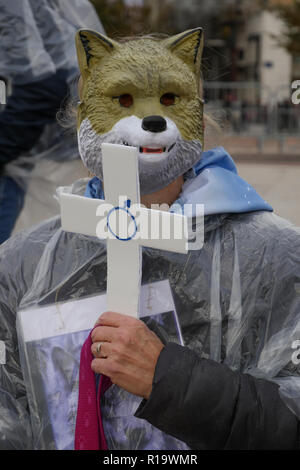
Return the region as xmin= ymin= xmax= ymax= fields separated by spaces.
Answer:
xmin=0 ymin=148 xmax=300 ymax=449
xmin=0 ymin=0 xmax=104 ymax=85
xmin=0 ymin=0 xmax=104 ymax=232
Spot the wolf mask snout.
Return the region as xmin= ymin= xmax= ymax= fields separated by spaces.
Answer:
xmin=142 ymin=116 xmax=167 ymax=133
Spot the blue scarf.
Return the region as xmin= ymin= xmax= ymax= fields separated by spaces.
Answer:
xmin=85 ymin=146 xmax=273 ymax=216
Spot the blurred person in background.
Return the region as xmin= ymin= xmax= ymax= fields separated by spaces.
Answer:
xmin=0 ymin=0 xmax=104 ymax=244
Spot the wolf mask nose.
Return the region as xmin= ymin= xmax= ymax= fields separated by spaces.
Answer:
xmin=142 ymin=115 xmax=167 ymax=133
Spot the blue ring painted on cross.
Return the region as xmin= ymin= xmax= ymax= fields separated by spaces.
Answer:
xmin=106 ymin=199 xmax=138 ymax=241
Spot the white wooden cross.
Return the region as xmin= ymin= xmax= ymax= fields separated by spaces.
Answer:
xmin=60 ymin=143 xmax=188 ymax=318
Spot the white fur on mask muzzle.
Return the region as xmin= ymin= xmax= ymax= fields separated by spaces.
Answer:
xmin=78 ymin=116 xmax=202 ymax=195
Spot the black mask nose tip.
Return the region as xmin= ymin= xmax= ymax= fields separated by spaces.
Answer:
xmin=142 ymin=115 xmax=167 ymax=133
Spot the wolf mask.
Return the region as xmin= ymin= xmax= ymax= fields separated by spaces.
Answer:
xmin=75 ymin=28 xmax=204 ymax=195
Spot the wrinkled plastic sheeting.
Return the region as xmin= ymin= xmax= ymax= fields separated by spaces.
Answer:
xmin=0 ymin=0 xmax=104 ymax=84
xmin=3 ymin=122 xmax=86 ymax=233
xmin=12 ymin=158 xmax=86 ymax=234
xmin=16 ymin=287 xmax=187 ymax=450
xmin=0 ymin=0 xmax=104 ymax=234
xmin=0 ymin=183 xmax=300 ymax=448
xmin=5 ymin=123 xmax=81 ymax=190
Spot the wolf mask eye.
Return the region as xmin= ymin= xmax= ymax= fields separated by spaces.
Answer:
xmin=118 ymin=94 xmax=133 ymax=108
xmin=160 ymin=93 xmax=178 ymax=106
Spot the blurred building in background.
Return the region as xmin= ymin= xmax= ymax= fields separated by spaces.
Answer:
xmin=202 ymin=0 xmax=300 ymax=140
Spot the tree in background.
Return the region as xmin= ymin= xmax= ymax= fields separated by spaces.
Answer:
xmin=270 ymin=0 xmax=300 ymax=55
xmin=89 ymin=0 xmax=150 ymax=36
xmin=88 ymin=0 xmax=223 ymax=37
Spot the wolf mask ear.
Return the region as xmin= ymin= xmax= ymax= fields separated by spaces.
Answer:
xmin=164 ymin=28 xmax=204 ymax=77
xmin=75 ymin=29 xmax=119 ymax=79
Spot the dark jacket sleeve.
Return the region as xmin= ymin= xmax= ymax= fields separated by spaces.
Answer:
xmin=0 ymin=69 xmax=69 ymax=174
xmin=135 ymin=342 xmax=299 ymax=450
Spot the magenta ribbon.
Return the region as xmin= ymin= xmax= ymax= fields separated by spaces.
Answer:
xmin=74 ymin=328 xmax=112 ymax=450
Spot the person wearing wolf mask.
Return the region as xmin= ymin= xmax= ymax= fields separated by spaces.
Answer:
xmin=0 ymin=28 xmax=299 ymax=450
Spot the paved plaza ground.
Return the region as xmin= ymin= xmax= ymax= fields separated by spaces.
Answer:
xmin=237 ymin=160 xmax=300 ymax=227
